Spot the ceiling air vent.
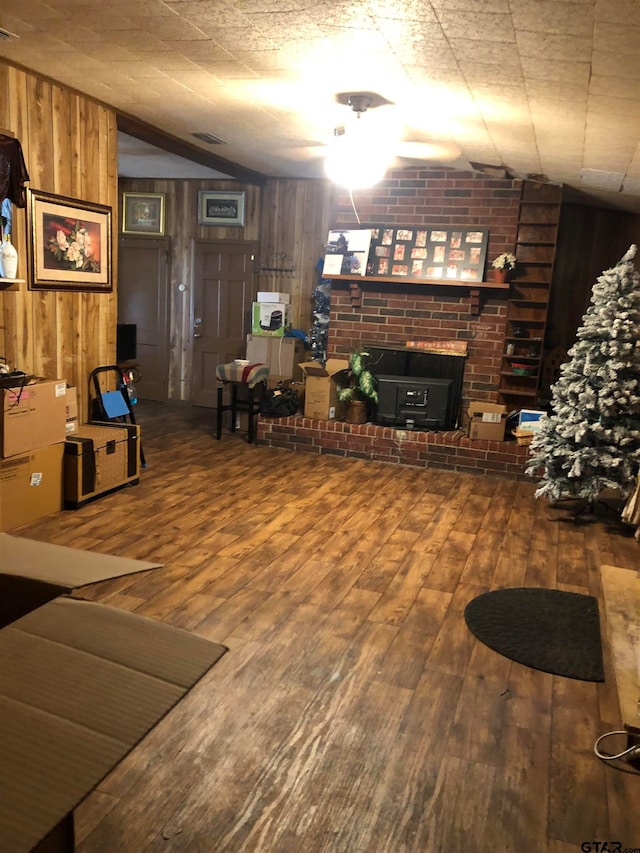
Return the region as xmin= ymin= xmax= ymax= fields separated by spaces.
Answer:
xmin=191 ymin=132 xmax=225 ymax=145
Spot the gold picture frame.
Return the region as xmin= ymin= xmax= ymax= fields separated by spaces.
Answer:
xmin=122 ymin=192 xmax=165 ymax=236
xmin=27 ymin=188 xmax=112 ymax=292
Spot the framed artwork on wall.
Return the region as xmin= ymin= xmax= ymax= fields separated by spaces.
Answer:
xmin=197 ymin=190 xmax=245 ymax=226
xmin=368 ymin=226 xmax=489 ymax=282
xmin=122 ymin=192 xmax=165 ymax=236
xmin=27 ymin=188 xmax=112 ymax=292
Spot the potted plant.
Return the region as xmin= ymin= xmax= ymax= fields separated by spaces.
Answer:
xmin=491 ymin=252 xmax=517 ymax=283
xmin=338 ymin=348 xmax=378 ymax=423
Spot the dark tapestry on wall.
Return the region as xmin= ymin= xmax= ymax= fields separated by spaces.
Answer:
xmin=366 ymin=226 xmax=489 ymax=282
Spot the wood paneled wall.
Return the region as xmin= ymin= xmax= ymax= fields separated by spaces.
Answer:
xmin=119 ymin=176 xmax=335 ymax=401
xmin=0 ymin=60 xmax=118 ymax=421
xmin=551 ymin=203 xmax=640 ymax=352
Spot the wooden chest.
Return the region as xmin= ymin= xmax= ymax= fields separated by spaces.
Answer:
xmin=64 ymin=422 xmax=140 ymax=508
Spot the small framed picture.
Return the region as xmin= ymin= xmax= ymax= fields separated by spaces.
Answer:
xmin=198 ymin=191 xmax=245 ymax=227
xmin=122 ymin=192 xmax=165 ymax=236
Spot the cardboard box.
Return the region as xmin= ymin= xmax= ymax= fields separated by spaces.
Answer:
xmin=0 ymin=537 xmax=226 ymax=853
xmin=513 ymin=426 xmax=534 ymax=446
xmin=65 ymin=385 xmax=78 ymax=435
xmin=251 ymin=302 xmax=292 ymax=337
xmin=468 ymin=401 xmax=507 ymax=441
xmin=246 ymin=334 xmax=305 ymax=383
xmin=64 ymin=423 xmax=140 ymax=508
xmin=257 ymin=291 xmax=290 ymax=304
xmin=299 ymin=359 xmax=350 ymax=420
xmin=1 ymin=378 xmax=68 ymax=457
xmin=0 ymin=532 xmax=163 ymax=628
xmin=0 ymin=443 xmax=64 ymax=532
xmin=518 ymin=408 xmax=546 ymax=433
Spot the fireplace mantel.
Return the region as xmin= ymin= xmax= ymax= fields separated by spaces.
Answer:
xmin=326 ymin=274 xmax=510 ymax=290
xmin=327 ymin=273 xmax=509 ymax=311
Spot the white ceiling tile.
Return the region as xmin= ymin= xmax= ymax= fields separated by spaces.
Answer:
xmin=595 ymin=0 xmax=640 ymax=26
xmin=510 ymin=0 xmax=595 ymax=36
xmin=449 ymin=40 xmax=521 ymax=66
xmin=459 ymin=63 xmax=524 ymax=85
xmin=520 ymin=57 xmax=591 ymax=85
xmin=429 ymin=0 xmax=511 ymax=12
xmin=591 ymin=49 xmax=640 ymax=78
xmin=525 ymin=80 xmax=588 ymax=104
xmin=515 ymin=31 xmax=592 ymax=60
xmin=438 ymin=12 xmax=514 ymax=41
xmin=587 ymin=95 xmax=640 ymax=117
xmin=593 ymin=22 xmax=640 ymax=54
xmin=360 ymin=0 xmax=439 ymax=21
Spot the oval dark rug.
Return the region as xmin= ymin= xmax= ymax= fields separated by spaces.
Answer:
xmin=464 ymin=587 xmax=605 ymax=682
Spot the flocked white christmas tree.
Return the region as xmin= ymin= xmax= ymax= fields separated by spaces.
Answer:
xmin=526 ymin=244 xmax=640 ymax=507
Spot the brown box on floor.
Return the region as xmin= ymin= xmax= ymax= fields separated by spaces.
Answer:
xmin=299 ymin=359 xmax=350 ymax=421
xmin=0 ymin=443 xmax=64 ymax=532
xmin=0 ymin=533 xmax=163 ymax=628
xmin=467 ymin=402 xmax=507 ymax=441
xmin=64 ymin=422 xmax=141 ymax=508
xmin=0 ymin=536 xmax=226 ymax=853
xmin=1 ymin=378 xmax=69 ymax=457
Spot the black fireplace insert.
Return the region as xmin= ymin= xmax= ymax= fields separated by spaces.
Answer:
xmin=363 ymin=344 xmax=465 ymax=430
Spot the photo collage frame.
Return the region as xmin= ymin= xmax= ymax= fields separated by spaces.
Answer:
xmin=367 ymin=226 xmax=489 ymax=282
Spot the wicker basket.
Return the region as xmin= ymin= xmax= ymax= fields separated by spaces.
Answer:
xmin=345 ymin=400 xmax=368 ymax=424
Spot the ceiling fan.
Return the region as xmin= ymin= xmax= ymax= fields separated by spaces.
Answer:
xmin=280 ymin=91 xmax=463 ymax=188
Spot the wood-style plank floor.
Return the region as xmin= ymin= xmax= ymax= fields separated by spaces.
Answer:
xmin=16 ymin=402 xmax=640 ymax=853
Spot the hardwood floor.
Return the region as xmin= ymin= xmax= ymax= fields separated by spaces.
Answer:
xmin=16 ymin=401 xmax=640 ymax=852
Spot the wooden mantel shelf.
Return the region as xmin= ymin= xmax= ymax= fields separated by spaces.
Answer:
xmin=327 ymin=274 xmax=510 ymax=290
xmin=328 ymin=273 xmax=508 ymax=312
xmin=0 ymin=278 xmax=25 ymax=290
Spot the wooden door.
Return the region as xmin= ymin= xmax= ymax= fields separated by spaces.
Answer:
xmin=191 ymin=240 xmax=258 ymax=408
xmin=118 ymin=237 xmax=170 ymax=401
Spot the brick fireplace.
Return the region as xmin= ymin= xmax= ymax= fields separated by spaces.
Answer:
xmin=327 ymin=167 xmax=523 ymax=415
xmin=258 ymin=167 xmax=531 ymax=478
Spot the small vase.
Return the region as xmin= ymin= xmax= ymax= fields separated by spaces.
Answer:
xmin=494 ymin=267 xmax=509 ymax=284
xmin=0 ymin=234 xmax=18 ymax=279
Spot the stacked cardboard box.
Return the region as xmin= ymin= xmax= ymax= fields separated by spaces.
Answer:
xmin=246 ymin=334 xmax=305 ymax=386
xmin=251 ymin=293 xmax=292 ymax=338
xmin=467 ymin=401 xmax=507 ymax=441
xmin=251 ymin=301 xmax=292 ymax=337
xmin=0 ymin=379 xmax=70 ymax=531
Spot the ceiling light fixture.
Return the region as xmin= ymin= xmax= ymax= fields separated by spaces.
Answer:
xmin=324 ymin=93 xmax=395 ymax=190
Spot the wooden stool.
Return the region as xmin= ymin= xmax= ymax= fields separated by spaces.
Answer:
xmin=215 ymin=362 xmax=269 ymax=443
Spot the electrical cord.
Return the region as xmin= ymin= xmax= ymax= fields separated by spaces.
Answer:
xmin=348 ymin=188 xmax=360 ymax=224
xmin=594 ymin=730 xmax=640 ymax=771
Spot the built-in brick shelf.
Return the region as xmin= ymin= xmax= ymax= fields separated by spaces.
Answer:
xmin=257 ymin=416 xmax=532 ymax=480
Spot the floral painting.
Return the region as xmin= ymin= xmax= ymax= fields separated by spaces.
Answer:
xmin=44 ymin=215 xmax=101 ymax=272
xmin=27 ymin=189 xmax=111 ymax=291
